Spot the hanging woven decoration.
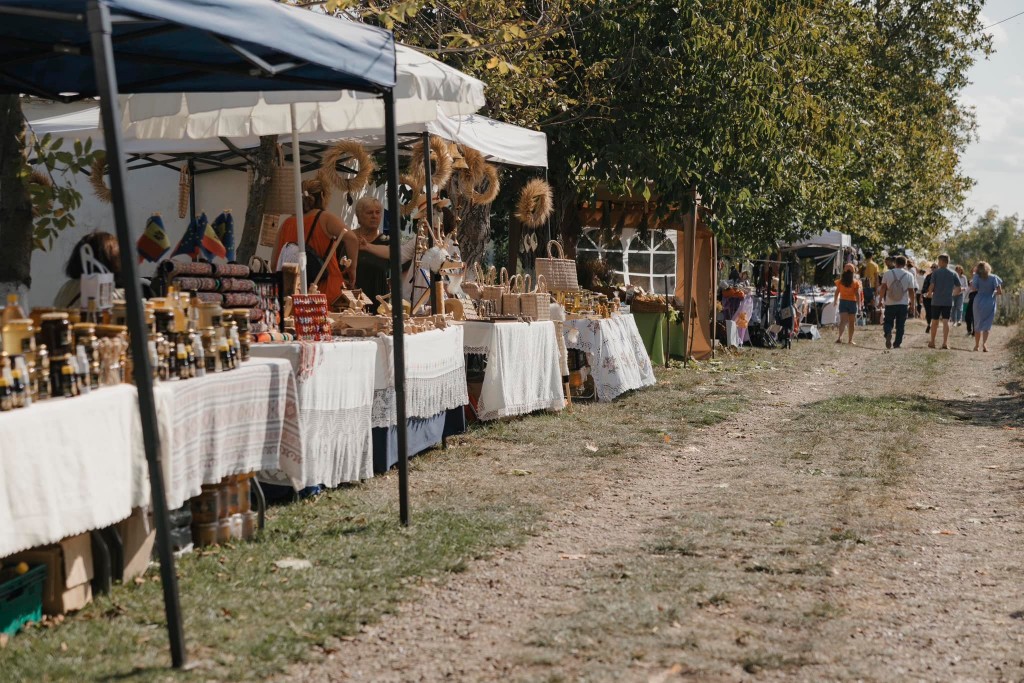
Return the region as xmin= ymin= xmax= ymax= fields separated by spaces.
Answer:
xmin=90 ymin=154 xmax=112 ymax=204
xmin=399 ymin=173 xmax=422 ymax=216
xmin=28 ymin=170 xmax=53 ymax=217
xmin=318 ymin=140 xmax=375 ymax=200
xmin=408 ymin=136 xmax=453 ymax=193
xmin=514 ymin=178 xmax=554 ymax=229
xmin=463 ymin=162 xmax=500 ymax=206
xmin=177 ymin=165 xmax=191 ymax=219
xmin=457 ymin=144 xmax=486 ymax=186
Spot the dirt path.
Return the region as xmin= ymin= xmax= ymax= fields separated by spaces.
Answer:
xmin=296 ymin=321 xmax=1024 ymax=682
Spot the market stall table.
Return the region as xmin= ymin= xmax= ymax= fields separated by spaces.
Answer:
xmin=153 ymin=357 xmax=302 ymax=510
xmin=249 ymin=340 xmax=377 ymax=488
xmin=0 ymin=385 xmax=146 ymax=559
xmin=462 ymin=320 xmax=565 ymax=421
xmin=562 ymin=314 xmax=656 ymax=402
xmin=371 ymin=326 xmax=468 ymax=472
xmin=631 ymin=311 xmax=687 ymax=365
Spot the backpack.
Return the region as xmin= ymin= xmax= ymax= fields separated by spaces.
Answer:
xmin=887 ymin=270 xmax=910 ymax=302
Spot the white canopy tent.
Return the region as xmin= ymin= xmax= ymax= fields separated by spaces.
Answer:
xmin=30 ymin=105 xmax=547 ymax=167
xmin=780 ymin=230 xmax=852 ymax=275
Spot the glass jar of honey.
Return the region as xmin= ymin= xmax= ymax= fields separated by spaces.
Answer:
xmin=40 ymin=312 xmax=72 ymax=358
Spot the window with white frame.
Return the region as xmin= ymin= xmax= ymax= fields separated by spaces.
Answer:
xmin=576 ymin=229 xmax=625 ymax=284
xmin=577 ymin=228 xmax=676 ymax=292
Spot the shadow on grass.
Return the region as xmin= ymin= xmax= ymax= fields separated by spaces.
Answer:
xmin=805 ymin=392 xmax=1024 ymax=429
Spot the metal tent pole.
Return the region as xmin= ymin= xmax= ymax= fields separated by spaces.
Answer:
xmin=385 ymin=91 xmax=410 ymax=526
xmin=422 ymin=131 xmax=438 ymax=315
xmin=290 ymin=103 xmax=307 ymax=294
xmin=87 ymin=0 xmax=186 ymax=668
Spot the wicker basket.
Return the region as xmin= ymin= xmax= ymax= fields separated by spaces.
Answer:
xmin=481 ymin=267 xmax=509 ymax=315
xmin=629 ymin=296 xmax=673 ymax=314
xmin=520 ymin=274 xmax=551 ymax=321
xmin=502 ymin=274 xmax=524 ymax=317
xmin=535 ymin=240 xmax=579 ymax=292
xmin=260 ymin=145 xmax=296 ymax=216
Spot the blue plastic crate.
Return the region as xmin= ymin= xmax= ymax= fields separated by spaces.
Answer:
xmin=0 ymin=563 xmax=46 ymax=636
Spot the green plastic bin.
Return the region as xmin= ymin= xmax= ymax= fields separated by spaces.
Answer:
xmin=0 ymin=563 xmax=46 ymax=636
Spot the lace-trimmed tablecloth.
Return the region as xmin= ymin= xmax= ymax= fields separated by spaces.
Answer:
xmin=249 ymin=341 xmax=377 ymax=488
xmin=154 ymin=357 xmax=302 ymax=509
xmin=0 ymin=385 xmax=145 ymax=558
xmin=371 ymin=326 xmax=468 ymax=428
xmin=563 ymin=314 xmax=657 ymax=401
xmin=462 ymin=320 xmax=565 ymax=421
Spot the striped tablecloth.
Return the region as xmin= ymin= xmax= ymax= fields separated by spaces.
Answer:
xmin=154 ymin=357 xmax=302 ymax=509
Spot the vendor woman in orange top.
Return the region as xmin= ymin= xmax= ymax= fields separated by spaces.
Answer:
xmin=271 ymin=178 xmax=360 ymax=306
xmin=833 ymin=262 xmax=863 ymax=345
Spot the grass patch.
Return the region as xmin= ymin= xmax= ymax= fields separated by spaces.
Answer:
xmin=4 ymin=347 xmax=784 ymax=681
xmin=2 ymin=498 xmax=531 ymax=681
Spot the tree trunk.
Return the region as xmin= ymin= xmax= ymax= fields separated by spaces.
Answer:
xmin=458 ymin=200 xmax=492 ymax=273
xmin=236 ymin=135 xmax=278 ymax=266
xmin=0 ymin=94 xmax=34 ymax=294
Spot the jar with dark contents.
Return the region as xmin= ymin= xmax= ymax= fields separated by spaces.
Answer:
xmin=40 ymin=312 xmax=72 ymax=358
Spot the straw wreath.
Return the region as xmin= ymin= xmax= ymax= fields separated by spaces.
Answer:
xmin=318 ymin=140 xmax=375 ymax=196
xmin=514 ymin=178 xmax=554 ymax=229
xmin=399 ymin=173 xmax=422 ymax=216
xmin=29 ymin=170 xmax=53 ymax=217
xmin=90 ymin=154 xmax=112 ymax=204
xmin=408 ymin=136 xmax=453 ymax=193
xmin=463 ymin=162 xmax=500 ymax=206
xmin=457 ymin=144 xmax=486 ymax=186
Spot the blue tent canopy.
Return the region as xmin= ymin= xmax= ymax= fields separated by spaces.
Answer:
xmin=0 ymin=0 xmax=410 ymax=669
xmin=0 ymin=0 xmax=397 ymax=99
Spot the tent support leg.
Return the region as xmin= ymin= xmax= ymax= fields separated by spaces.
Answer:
xmin=87 ymin=0 xmax=186 ymax=669
xmin=422 ymin=131 xmax=440 ymax=315
xmin=385 ymin=92 xmax=410 ymax=526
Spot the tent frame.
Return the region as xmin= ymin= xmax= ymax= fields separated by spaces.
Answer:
xmin=0 ymin=0 xmax=408 ymax=669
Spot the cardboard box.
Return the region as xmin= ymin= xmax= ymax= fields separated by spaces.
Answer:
xmin=116 ymin=508 xmax=155 ymax=582
xmin=6 ymin=533 xmax=94 ymax=615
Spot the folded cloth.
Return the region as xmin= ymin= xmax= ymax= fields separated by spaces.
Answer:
xmin=223 ymin=292 xmax=259 ymax=307
xmin=213 ymin=263 xmax=250 ymax=278
xmin=160 ymin=259 xmax=214 ymax=279
xmin=218 ymin=278 xmax=256 ymax=293
xmin=173 ymin=276 xmax=218 ymax=292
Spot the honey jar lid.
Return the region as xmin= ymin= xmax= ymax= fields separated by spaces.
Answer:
xmin=41 ymin=312 xmax=70 ymax=320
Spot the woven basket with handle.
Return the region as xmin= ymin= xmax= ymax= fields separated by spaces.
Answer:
xmin=535 ymin=240 xmax=579 ymax=292
xmin=502 ymin=274 xmax=524 ymax=316
xmin=258 ymin=145 xmax=296 ymax=216
xmin=520 ymin=274 xmax=551 ymax=321
xmin=481 ymin=266 xmax=508 ymax=315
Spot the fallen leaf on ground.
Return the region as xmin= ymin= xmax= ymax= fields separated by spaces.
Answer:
xmin=511 ymin=469 xmax=532 ymax=476
xmin=274 ymin=558 xmax=313 ymax=570
xmin=930 ymin=530 xmax=957 ymax=535
xmin=983 ymin=465 xmax=1000 ymax=469
xmin=585 ymin=444 xmax=599 ymax=452
xmin=662 ymin=434 xmax=671 ymax=443
xmin=648 ymin=663 xmax=684 ymax=683
xmin=560 ymin=553 xmax=588 ymax=560
xmin=716 ymin=483 xmax=729 ymax=488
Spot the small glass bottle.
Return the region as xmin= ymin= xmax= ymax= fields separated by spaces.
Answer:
xmin=192 ymin=334 xmax=206 ymax=378
xmin=60 ymin=360 xmax=76 ymax=398
xmin=0 ymin=376 xmax=12 ymax=411
xmin=217 ymin=336 xmax=230 ymax=373
xmin=75 ymin=346 xmax=91 ymax=394
xmin=10 ymin=368 xmax=25 ymax=409
xmin=36 ymin=344 xmax=50 ymax=400
xmin=176 ymin=342 xmax=189 ymax=380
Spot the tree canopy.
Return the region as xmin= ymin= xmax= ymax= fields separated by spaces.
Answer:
xmin=946 ymin=209 xmax=1023 ymax=289
xmin=318 ymin=0 xmax=989 ymax=253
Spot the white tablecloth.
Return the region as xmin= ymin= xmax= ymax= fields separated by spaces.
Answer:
xmin=154 ymin=357 xmax=303 ymax=509
xmin=249 ymin=340 xmax=377 ymax=487
xmin=563 ymin=314 xmax=657 ymax=402
xmin=371 ymin=326 xmax=468 ymax=428
xmin=0 ymin=385 xmax=146 ymax=558
xmin=462 ymin=320 xmax=565 ymax=421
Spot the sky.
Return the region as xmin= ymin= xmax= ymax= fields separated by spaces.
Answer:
xmin=959 ymin=1 xmax=1024 ymax=222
